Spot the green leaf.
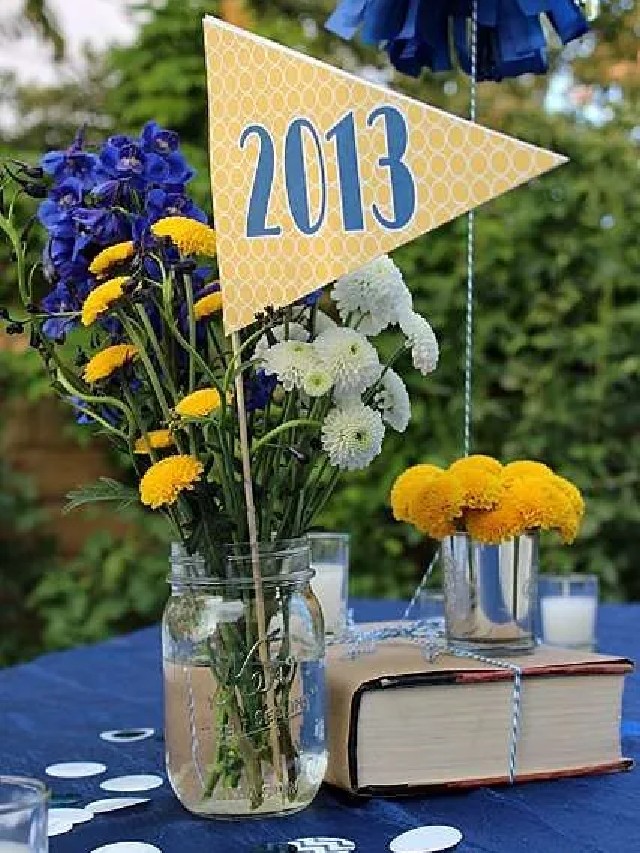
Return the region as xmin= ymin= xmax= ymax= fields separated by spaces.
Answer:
xmin=63 ymin=478 xmax=140 ymax=514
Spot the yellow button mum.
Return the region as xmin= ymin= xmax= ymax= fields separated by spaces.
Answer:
xmin=139 ymin=455 xmax=204 ymax=509
xmin=134 ymin=429 xmax=175 ymax=455
xmin=81 ymin=277 xmax=128 ymax=326
xmin=84 ymin=344 xmax=138 ymax=383
xmin=409 ymin=471 xmax=464 ymax=539
xmin=449 ymin=454 xmax=502 ymax=476
xmin=501 ymin=460 xmax=552 ymax=482
xmin=390 ymin=463 xmax=443 ymax=523
xmin=553 ymin=474 xmax=585 ymax=520
xmin=466 ymin=500 xmax=524 ymax=544
xmin=194 ymin=291 xmax=223 ymax=320
xmin=447 ymin=458 xmax=503 ymax=511
xmin=151 ymin=216 xmax=217 ymax=257
xmin=174 ymin=388 xmax=222 ymax=418
xmin=89 ymin=241 xmax=135 ymax=277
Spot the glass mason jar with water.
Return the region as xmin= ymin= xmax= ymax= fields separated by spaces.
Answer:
xmin=162 ymin=538 xmax=327 ymax=818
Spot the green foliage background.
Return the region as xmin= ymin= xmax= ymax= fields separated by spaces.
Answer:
xmin=0 ymin=0 xmax=638 ymax=665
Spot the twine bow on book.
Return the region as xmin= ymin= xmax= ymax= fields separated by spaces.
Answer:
xmin=329 ymin=619 xmax=523 ymax=784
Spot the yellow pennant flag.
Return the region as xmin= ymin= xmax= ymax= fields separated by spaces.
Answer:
xmin=203 ymin=16 xmax=566 ymax=333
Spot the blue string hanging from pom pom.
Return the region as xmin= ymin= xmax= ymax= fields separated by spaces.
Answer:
xmin=326 ymin=0 xmax=590 ymax=80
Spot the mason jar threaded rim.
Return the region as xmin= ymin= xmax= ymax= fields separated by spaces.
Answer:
xmin=169 ymin=538 xmax=313 ymax=589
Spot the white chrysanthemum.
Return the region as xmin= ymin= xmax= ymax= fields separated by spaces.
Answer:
xmin=254 ymin=321 xmax=309 ymax=361
xmin=302 ymin=365 xmax=334 ymax=398
xmin=314 ymin=327 xmax=382 ymax=396
xmin=261 ymin=340 xmax=315 ymax=391
xmin=331 ymin=255 xmax=413 ymax=336
xmin=399 ymin=311 xmax=439 ymax=376
xmin=314 ymin=310 xmax=338 ymax=335
xmin=321 ymin=400 xmax=385 ymax=471
xmin=375 ymin=368 xmax=411 ymax=432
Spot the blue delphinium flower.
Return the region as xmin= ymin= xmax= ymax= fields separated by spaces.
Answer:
xmin=245 ymin=371 xmax=277 ymax=412
xmin=68 ymin=395 xmax=120 ymax=427
xmin=40 ymin=129 xmax=98 ymax=190
xmin=96 ymin=135 xmax=168 ymax=201
xmin=299 ymin=288 xmax=323 ymax=308
xmin=37 ymin=177 xmax=84 ymax=236
xmin=73 ymin=207 xmax=128 ymax=250
xmin=38 ymin=121 xmax=204 ymax=342
xmin=141 ymin=121 xmax=194 ymax=185
xmin=145 ymin=188 xmax=206 ymax=225
xmin=41 ymin=282 xmax=80 ymax=340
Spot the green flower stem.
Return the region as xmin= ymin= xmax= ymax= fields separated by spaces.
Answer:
xmin=117 ymin=310 xmax=172 ymax=422
xmin=52 ymin=362 xmax=135 ymax=441
xmin=135 ymin=304 xmax=178 ymax=400
xmin=120 ymin=383 xmax=164 ymax=461
xmin=364 ymin=342 xmax=411 ymax=405
xmin=147 ymin=273 xmax=178 ymax=382
xmin=184 ymin=273 xmax=197 ymax=395
xmin=155 ymin=300 xmax=224 ymax=394
xmin=67 ymin=402 xmax=128 ymax=439
xmin=23 ymin=311 xmax=80 ymax=321
xmin=208 ymin=325 xmax=228 ymax=369
xmin=302 ymin=466 xmax=341 ymax=531
xmin=206 ymin=632 xmax=265 ymax=808
xmin=0 ymin=211 xmax=28 ymax=305
xmin=256 ymin=394 xmax=297 ymax=538
xmin=250 ymin=419 xmax=321 ymax=457
xmin=222 ymin=322 xmax=279 ymax=395
xmin=211 ymin=424 xmax=242 ymax=524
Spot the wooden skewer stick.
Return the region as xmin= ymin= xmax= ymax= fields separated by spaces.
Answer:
xmin=231 ymin=331 xmax=284 ymax=789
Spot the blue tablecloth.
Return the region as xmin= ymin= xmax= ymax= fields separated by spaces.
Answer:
xmin=1 ymin=601 xmax=639 ymax=853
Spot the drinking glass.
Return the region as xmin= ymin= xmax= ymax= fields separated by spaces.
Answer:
xmin=443 ymin=533 xmax=538 ymax=655
xmin=308 ymin=533 xmax=349 ymax=637
xmin=538 ymin=575 xmax=599 ymax=651
xmin=0 ymin=777 xmax=48 ymax=852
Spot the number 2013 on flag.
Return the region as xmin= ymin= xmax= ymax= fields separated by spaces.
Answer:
xmin=239 ymin=105 xmax=417 ymax=238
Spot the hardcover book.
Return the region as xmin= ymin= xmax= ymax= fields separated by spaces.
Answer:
xmin=325 ymin=635 xmax=633 ymax=795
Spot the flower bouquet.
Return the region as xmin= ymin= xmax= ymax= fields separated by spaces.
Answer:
xmin=391 ymin=456 xmax=585 ymax=653
xmin=0 ymin=124 xmax=439 ymax=815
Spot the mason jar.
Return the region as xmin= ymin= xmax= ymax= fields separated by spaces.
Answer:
xmin=162 ymin=538 xmax=326 ymax=818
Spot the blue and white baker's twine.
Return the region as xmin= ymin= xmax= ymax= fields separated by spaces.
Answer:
xmin=330 ymin=3 xmax=529 ymax=790
xmin=329 ymin=619 xmax=523 ymax=785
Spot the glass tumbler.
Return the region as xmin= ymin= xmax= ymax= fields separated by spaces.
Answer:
xmin=308 ymin=533 xmax=349 ymax=637
xmin=0 ymin=777 xmax=48 ymax=852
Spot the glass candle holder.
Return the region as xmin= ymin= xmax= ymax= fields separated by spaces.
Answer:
xmin=308 ymin=532 xmax=349 ymax=637
xmin=0 ymin=777 xmax=48 ymax=852
xmin=538 ymin=575 xmax=599 ymax=651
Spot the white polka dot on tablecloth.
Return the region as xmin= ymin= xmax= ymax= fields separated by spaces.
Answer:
xmin=46 ymin=761 xmax=106 ymax=778
xmin=100 ymin=775 xmax=163 ymax=793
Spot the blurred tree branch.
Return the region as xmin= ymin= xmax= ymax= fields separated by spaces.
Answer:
xmin=0 ymin=1 xmax=64 ymax=60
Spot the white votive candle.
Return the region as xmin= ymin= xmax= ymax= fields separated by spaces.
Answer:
xmin=310 ymin=562 xmax=346 ymax=634
xmin=541 ymin=595 xmax=597 ymax=647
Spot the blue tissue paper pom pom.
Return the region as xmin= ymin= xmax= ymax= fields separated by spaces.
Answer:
xmin=326 ymin=0 xmax=589 ymax=80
